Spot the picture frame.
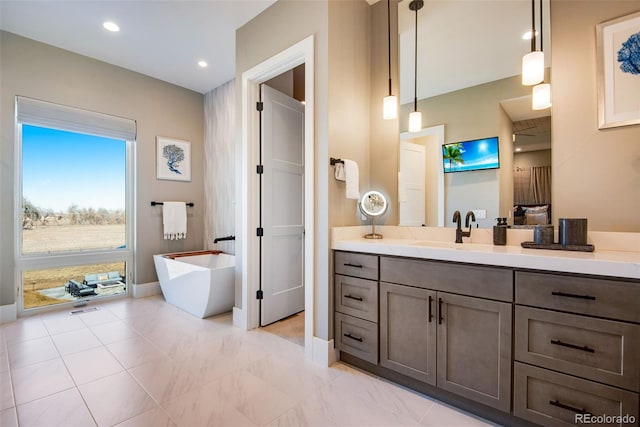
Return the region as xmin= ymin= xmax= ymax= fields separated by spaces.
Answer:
xmin=596 ymin=11 xmax=640 ymax=129
xmin=156 ymin=137 xmax=191 ymax=181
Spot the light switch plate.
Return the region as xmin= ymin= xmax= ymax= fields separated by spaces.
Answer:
xmin=472 ymin=209 xmax=487 ymax=219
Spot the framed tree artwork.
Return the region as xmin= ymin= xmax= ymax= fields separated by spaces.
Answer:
xmin=596 ymin=11 xmax=640 ymax=129
xmin=156 ymin=137 xmax=191 ymax=181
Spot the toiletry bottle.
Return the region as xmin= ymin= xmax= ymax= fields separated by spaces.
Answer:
xmin=493 ymin=217 xmax=507 ymax=245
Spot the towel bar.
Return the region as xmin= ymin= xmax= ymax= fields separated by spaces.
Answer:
xmin=151 ymin=201 xmax=194 ymax=207
xmin=330 ymin=157 xmax=344 ymax=165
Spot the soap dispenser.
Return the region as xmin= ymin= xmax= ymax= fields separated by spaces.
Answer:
xmin=493 ymin=217 xmax=507 ymax=245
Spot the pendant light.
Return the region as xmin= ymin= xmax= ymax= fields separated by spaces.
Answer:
xmin=522 ymin=0 xmax=544 ymax=86
xmin=532 ymin=0 xmax=551 ymax=110
xmin=383 ymin=0 xmax=398 ymax=120
xmin=408 ymin=0 xmax=423 ymax=133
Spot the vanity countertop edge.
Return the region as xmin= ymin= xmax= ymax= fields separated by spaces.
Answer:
xmin=331 ymin=237 xmax=640 ymax=280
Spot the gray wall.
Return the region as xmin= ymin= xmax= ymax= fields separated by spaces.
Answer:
xmin=551 ymin=1 xmax=640 ymax=231
xmin=514 ymin=149 xmax=552 ymax=168
xmin=0 ymin=32 xmax=204 ymax=306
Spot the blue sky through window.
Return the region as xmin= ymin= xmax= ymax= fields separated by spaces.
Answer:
xmin=22 ymin=125 xmax=126 ymax=212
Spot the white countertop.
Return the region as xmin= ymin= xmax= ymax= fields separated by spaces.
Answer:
xmin=332 ymin=226 xmax=640 ymax=279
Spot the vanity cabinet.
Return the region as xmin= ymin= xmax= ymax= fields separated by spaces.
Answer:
xmin=379 ymin=256 xmax=513 ymax=412
xmin=334 ymin=252 xmax=379 ymax=364
xmin=514 ymin=271 xmax=640 ymax=426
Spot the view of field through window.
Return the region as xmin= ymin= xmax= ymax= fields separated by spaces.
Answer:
xmin=21 ymin=125 xmax=128 ymax=309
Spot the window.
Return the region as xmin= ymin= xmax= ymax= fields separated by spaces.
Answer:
xmin=16 ymin=97 xmax=135 ymax=312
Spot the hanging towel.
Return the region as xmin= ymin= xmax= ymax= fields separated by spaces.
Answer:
xmin=343 ymin=159 xmax=360 ymax=200
xmin=162 ymin=202 xmax=187 ymax=240
xmin=334 ymin=163 xmax=346 ymax=181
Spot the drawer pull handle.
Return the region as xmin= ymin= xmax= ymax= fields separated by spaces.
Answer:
xmin=550 ymin=339 xmax=595 ymax=353
xmin=344 ymin=333 xmax=363 ymax=343
xmin=549 ymin=400 xmax=590 ymax=415
xmin=344 ymin=294 xmax=363 ymax=302
xmin=428 ymin=295 xmax=434 ymax=323
xmin=438 ymin=298 xmax=444 ymax=325
xmin=344 ymin=263 xmax=363 ymax=268
xmin=551 ymin=291 xmax=596 ymax=301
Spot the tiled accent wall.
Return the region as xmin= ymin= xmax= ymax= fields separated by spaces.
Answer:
xmin=204 ymin=80 xmax=235 ymax=254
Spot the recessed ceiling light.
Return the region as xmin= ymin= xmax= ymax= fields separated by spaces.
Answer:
xmin=515 ymin=148 xmax=522 ymax=152
xmin=522 ymin=30 xmax=538 ymax=40
xmin=103 ymin=21 xmax=120 ymax=32
xmin=198 ymin=61 xmax=208 ymax=68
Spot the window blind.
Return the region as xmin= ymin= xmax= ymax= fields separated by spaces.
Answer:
xmin=16 ymin=96 xmax=136 ymax=141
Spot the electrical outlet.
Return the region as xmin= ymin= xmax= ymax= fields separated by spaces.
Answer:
xmin=472 ymin=209 xmax=487 ymax=219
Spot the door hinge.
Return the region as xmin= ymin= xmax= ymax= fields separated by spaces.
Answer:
xmin=256 ymin=290 xmax=264 ymax=300
xmin=256 ymin=165 xmax=264 ymax=174
xmin=256 ymin=227 xmax=264 ymax=237
xmin=256 ymin=101 xmax=264 ymax=111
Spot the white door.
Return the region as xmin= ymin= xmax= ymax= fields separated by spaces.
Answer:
xmin=260 ymin=85 xmax=305 ymax=326
xmin=399 ymin=141 xmax=426 ymax=226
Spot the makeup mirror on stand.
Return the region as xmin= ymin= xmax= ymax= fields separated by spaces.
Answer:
xmin=360 ymin=191 xmax=388 ymax=239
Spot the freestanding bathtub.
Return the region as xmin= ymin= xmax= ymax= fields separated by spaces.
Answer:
xmin=153 ymin=250 xmax=234 ymax=318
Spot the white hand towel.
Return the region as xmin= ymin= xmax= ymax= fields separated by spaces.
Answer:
xmin=162 ymin=202 xmax=187 ymax=240
xmin=343 ymin=159 xmax=360 ymax=200
xmin=334 ymin=163 xmax=346 ymax=181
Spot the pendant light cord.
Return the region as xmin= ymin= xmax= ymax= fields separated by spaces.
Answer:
xmin=539 ymin=0 xmax=543 ymax=52
xmin=413 ymin=2 xmax=418 ymax=112
xmin=387 ymin=0 xmax=392 ymax=96
xmin=530 ymin=0 xmax=536 ymax=52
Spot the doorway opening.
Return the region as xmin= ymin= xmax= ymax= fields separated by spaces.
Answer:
xmin=238 ymin=35 xmax=315 ymax=358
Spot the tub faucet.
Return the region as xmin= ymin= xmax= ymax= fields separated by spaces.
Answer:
xmin=214 ymin=235 xmax=235 ymax=244
xmin=453 ymin=210 xmax=475 ymax=243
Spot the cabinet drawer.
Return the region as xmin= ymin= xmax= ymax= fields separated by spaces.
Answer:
xmin=380 ymin=256 xmax=512 ymax=302
xmin=514 ymin=362 xmax=639 ymax=427
xmin=516 ymin=271 xmax=640 ymax=323
xmin=335 ymin=312 xmax=378 ymax=365
xmin=335 ymin=252 xmax=378 ymax=280
xmin=515 ymin=306 xmax=640 ymax=392
xmin=335 ymin=275 xmax=378 ymax=322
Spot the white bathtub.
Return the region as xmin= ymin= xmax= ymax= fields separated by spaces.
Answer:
xmin=153 ymin=251 xmax=234 ymax=318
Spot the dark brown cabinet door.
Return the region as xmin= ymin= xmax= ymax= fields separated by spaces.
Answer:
xmin=436 ymin=292 xmax=512 ymax=412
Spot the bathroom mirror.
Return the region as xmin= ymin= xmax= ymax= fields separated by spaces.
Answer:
xmin=397 ymin=0 xmax=552 ymax=229
xmin=360 ymin=190 xmax=388 ymax=239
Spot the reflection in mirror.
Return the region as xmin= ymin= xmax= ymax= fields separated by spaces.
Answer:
xmin=397 ymin=0 xmax=551 ymax=228
xmin=360 ymin=190 xmax=388 ymax=239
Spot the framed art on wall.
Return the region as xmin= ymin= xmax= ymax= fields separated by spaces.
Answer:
xmin=596 ymin=11 xmax=640 ymax=129
xmin=156 ymin=137 xmax=191 ymax=181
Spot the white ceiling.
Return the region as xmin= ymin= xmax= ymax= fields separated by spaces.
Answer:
xmin=0 ymin=0 xmax=276 ymax=94
xmin=398 ymin=0 xmax=551 ymax=110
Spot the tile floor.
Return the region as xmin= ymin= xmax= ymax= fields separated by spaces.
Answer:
xmin=0 ymin=296 xmax=497 ymax=427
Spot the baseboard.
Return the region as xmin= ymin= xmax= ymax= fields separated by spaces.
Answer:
xmin=0 ymin=302 xmax=17 ymax=324
xmin=311 ymin=336 xmax=338 ymax=367
xmin=133 ymin=281 xmax=161 ymax=298
xmin=232 ymin=306 xmax=247 ymax=330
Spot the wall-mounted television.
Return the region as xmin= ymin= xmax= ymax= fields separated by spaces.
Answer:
xmin=442 ymin=136 xmax=500 ymax=173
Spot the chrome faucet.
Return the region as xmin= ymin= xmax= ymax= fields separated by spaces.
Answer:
xmin=453 ymin=210 xmax=476 ymax=243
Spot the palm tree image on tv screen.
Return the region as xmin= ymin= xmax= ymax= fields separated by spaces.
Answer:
xmin=442 ymin=137 xmax=500 ymax=173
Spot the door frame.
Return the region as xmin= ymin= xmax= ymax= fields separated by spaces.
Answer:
xmin=236 ymin=35 xmax=315 ymax=359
